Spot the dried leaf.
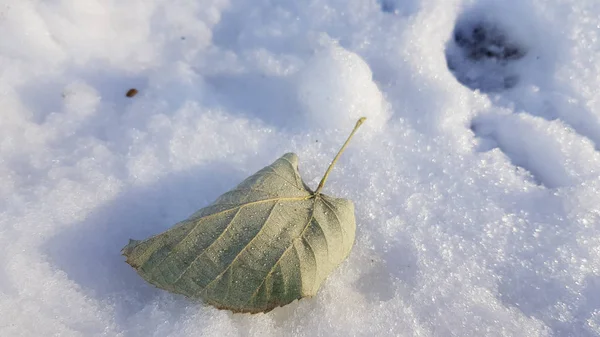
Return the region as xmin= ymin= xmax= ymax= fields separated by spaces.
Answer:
xmin=122 ymin=117 xmax=366 ymax=313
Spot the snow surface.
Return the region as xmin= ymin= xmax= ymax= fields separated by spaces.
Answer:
xmin=2 ymin=0 xmax=600 ymax=336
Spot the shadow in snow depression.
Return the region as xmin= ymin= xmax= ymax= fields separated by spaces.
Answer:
xmin=449 ymin=5 xmax=600 ymax=167
xmin=206 ymin=72 xmax=304 ymax=130
xmin=43 ymin=162 xmax=243 ymax=323
xmin=447 ymin=6 xmax=600 ymax=190
xmin=379 ymin=0 xmax=420 ymax=17
xmin=469 ymin=114 xmax=573 ymax=189
xmin=445 ymin=15 xmax=527 ymax=93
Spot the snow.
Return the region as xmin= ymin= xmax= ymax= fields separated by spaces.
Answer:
xmin=1 ymin=0 xmax=600 ymax=336
xmin=297 ymin=36 xmax=389 ymax=130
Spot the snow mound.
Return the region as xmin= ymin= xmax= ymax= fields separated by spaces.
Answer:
xmin=297 ymin=36 xmax=389 ymax=131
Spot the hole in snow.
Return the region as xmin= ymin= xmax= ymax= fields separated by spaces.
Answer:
xmin=445 ymin=18 xmax=527 ymax=92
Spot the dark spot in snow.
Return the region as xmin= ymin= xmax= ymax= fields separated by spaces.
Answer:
xmin=380 ymin=0 xmax=395 ymax=13
xmin=126 ymin=88 xmax=138 ymax=98
xmin=445 ymin=18 xmax=527 ymax=92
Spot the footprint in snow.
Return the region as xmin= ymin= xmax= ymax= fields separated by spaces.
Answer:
xmin=446 ymin=14 xmax=600 ymax=189
xmin=445 ymin=18 xmax=526 ymax=93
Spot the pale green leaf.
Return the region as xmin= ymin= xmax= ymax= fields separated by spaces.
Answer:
xmin=122 ymin=118 xmax=365 ymax=313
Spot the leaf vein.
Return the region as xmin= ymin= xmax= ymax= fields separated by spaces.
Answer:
xmin=310 ymin=217 xmax=330 ymax=262
xmin=291 ymin=242 xmax=302 ymax=296
xmin=321 ymin=197 xmax=345 ymax=250
xmin=280 ymin=155 xmax=303 ymax=189
xmin=301 ymin=236 xmax=318 ymax=295
xmin=146 ymin=196 xmax=305 ymax=275
xmin=170 ymin=206 xmax=244 ymax=285
xmin=265 ymin=166 xmax=302 ymax=191
xmin=198 ymin=199 xmax=281 ymax=295
xmin=245 ymin=202 xmax=317 ymax=305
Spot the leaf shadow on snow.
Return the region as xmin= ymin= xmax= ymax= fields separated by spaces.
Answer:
xmin=352 ymin=237 xmax=417 ymax=304
xmin=43 ymin=162 xmax=245 ymax=328
xmin=347 ymin=178 xmax=420 ymax=304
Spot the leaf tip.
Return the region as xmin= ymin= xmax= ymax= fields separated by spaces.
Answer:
xmin=121 ymin=239 xmax=140 ymax=256
xmin=281 ymin=152 xmax=300 ymax=168
xmin=282 ymin=152 xmax=299 ymax=161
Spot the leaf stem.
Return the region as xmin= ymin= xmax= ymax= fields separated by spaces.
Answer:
xmin=315 ymin=117 xmax=366 ymax=195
